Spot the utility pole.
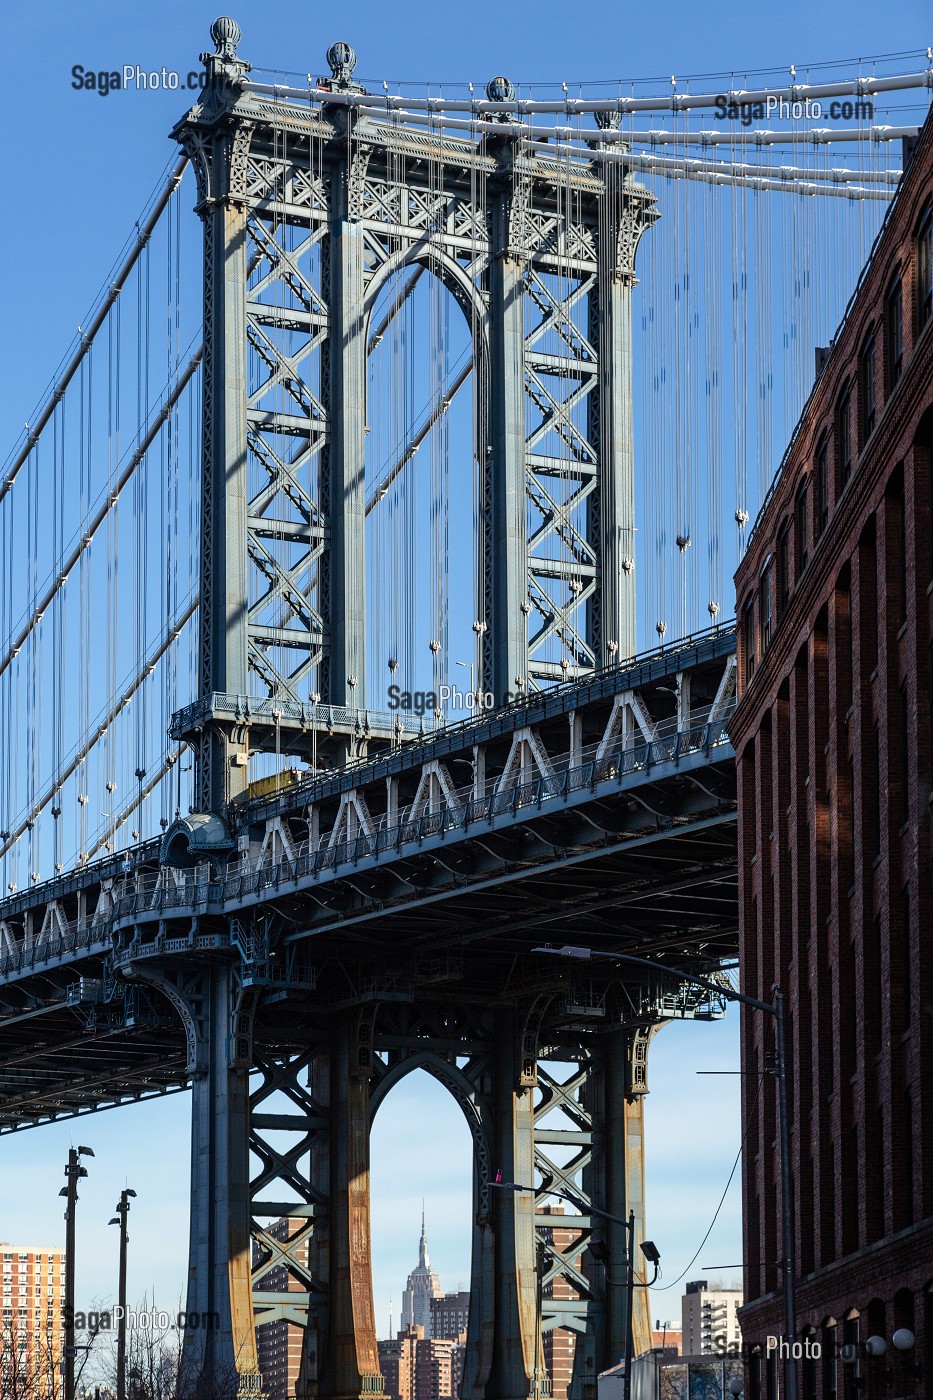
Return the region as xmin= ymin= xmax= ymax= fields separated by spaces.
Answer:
xmin=109 ymin=1188 xmax=137 ymax=1400
xmin=59 ymin=1146 xmax=94 ymax=1400
xmin=622 ymin=1211 xmax=636 ymax=1400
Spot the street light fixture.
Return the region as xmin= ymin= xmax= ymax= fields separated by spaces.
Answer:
xmin=109 ymin=1188 xmax=137 ymax=1400
xmin=59 ymin=1146 xmax=94 ymax=1400
xmin=531 ymin=942 xmax=798 ymax=1400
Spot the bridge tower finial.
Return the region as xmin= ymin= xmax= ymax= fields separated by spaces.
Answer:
xmin=210 ymin=15 xmax=242 ymax=59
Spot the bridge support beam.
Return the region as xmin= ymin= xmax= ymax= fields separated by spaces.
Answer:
xmin=196 ymin=131 xmax=251 ymax=812
xmin=488 ymin=171 xmax=530 ymax=705
xmin=182 ymin=962 xmax=263 ymax=1397
xmin=326 ymin=140 xmax=369 ymax=716
xmin=315 ymin=1016 xmax=382 ymax=1400
xmin=593 ymin=171 xmax=657 ymax=666
xmin=487 ymin=1010 xmax=540 ymax=1400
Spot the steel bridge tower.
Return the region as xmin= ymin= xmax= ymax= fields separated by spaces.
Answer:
xmin=172 ymin=19 xmax=657 ymax=815
xmin=153 ymin=18 xmax=661 ymax=1399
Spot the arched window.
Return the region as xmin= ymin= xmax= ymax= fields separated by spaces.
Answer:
xmin=743 ymin=595 xmax=756 ymax=683
xmin=815 ymin=437 xmax=830 ymax=539
xmin=759 ymin=558 xmax=773 ymax=651
xmin=836 ymin=384 xmax=852 ymax=491
xmin=796 ymin=480 xmax=810 ymax=576
xmin=860 ymin=332 xmax=877 ymax=443
xmin=917 ymin=204 xmax=933 ymax=332
xmin=777 ymin=520 xmax=790 ymax=616
xmin=885 ymin=273 xmax=904 ymax=389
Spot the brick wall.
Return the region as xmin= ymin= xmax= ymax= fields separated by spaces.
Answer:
xmin=731 ymin=110 xmax=933 ymax=1394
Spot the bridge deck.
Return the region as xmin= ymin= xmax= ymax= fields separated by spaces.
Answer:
xmin=0 ymin=629 xmax=738 ymax=1131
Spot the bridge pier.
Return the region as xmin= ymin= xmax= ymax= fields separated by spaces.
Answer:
xmin=182 ymin=962 xmax=264 ymax=1397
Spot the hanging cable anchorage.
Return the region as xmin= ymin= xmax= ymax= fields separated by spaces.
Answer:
xmin=0 ymin=346 xmax=202 ymax=682
xmin=0 ymin=156 xmax=189 ymax=505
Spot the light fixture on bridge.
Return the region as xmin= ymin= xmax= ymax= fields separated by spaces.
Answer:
xmin=640 ymin=1240 xmax=661 ymax=1266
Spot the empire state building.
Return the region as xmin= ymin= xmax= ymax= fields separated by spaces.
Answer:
xmin=400 ymin=1210 xmax=442 ymax=1335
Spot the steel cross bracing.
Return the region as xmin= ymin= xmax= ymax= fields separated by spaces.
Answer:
xmin=170 ymin=27 xmax=657 ymax=813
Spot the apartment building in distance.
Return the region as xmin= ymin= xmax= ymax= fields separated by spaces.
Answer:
xmin=0 ymin=1243 xmax=65 ymax=1397
xmin=540 ymin=1206 xmax=582 ymax=1400
xmin=429 ymin=1291 xmax=469 ymax=1343
xmin=378 ymin=1324 xmax=464 ymax=1400
xmin=733 ymin=109 xmax=933 ymax=1397
xmin=254 ymin=1219 xmax=307 ymax=1400
xmin=680 ymin=1280 xmax=742 ymax=1356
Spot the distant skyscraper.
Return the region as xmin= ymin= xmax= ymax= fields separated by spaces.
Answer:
xmin=401 ymin=1211 xmax=442 ymax=1337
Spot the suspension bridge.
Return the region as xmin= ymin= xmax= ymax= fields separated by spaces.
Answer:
xmin=0 ymin=18 xmax=929 ymax=1397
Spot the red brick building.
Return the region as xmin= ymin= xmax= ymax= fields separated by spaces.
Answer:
xmin=255 ymin=1218 xmax=308 ymax=1400
xmin=378 ymin=1324 xmax=463 ymax=1400
xmin=540 ymin=1205 xmax=581 ymax=1400
xmin=731 ymin=112 xmax=933 ymax=1400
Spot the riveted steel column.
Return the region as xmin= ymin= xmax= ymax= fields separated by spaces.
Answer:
xmin=488 ymin=153 xmax=529 ymax=705
xmin=487 ymin=1010 xmax=538 ymax=1400
xmin=195 ymin=131 xmax=251 ymax=811
xmin=624 ymin=1093 xmax=653 ymax=1357
xmin=596 ymin=269 xmax=635 ymax=664
xmin=182 ymin=963 xmax=262 ymax=1396
xmin=319 ymin=1015 xmax=381 ymax=1400
xmin=595 ymin=171 xmax=657 ymax=665
xmin=327 ymin=139 xmax=368 ymax=712
xmin=570 ymin=1024 xmax=654 ymax=1400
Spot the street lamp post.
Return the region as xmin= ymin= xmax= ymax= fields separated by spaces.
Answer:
xmin=109 ymin=1188 xmax=137 ymax=1400
xmin=532 ymin=944 xmax=798 ymax=1400
xmin=59 ymin=1146 xmax=94 ymax=1400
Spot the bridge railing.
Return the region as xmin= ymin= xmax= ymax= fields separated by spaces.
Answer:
xmin=0 ymin=709 xmax=735 ymax=974
xmin=243 ymin=621 xmax=738 ymax=824
xmin=188 ymin=711 xmax=733 ymax=909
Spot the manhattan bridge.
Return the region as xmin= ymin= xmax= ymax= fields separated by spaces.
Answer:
xmin=0 ymin=19 xmax=929 ymax=1397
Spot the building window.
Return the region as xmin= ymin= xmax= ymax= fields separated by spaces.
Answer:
xmin=886 ymin=274 xmax=904 ymax=389
xmin=815 ymin=438 xmax=829 ymax=539
xmin=860 ymin=333 xmax=876 ymax=443
xmin=743 ymin=597 xmax=756 ymax=683
xmin=796 ymin=480 xmax=809 ymax=576
xmin=777 ymin=523 xmax=790 ymax=616
xmin=759 ymin=560 xmax=772 ymax=651
xmin=836 ymin=385 xmax=852 ymax=491
xmin=918 ymin=205 xmax=933 ymax=332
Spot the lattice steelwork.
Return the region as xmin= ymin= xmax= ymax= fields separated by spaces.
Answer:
xmin=170 ymin=25 xmax=656 ymax=813
xmin=236 ymin=996 xmax=709 ymax=1400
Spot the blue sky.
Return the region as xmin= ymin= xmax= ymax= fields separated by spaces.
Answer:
xmin=0 ymin=0 xmax=927 ymax=1364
